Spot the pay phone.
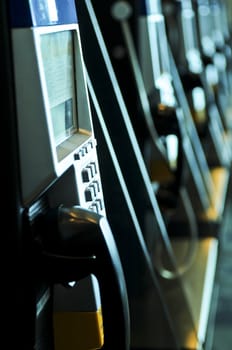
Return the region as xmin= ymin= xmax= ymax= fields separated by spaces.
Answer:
xmin=163 ymin=0 xmax=231 ymax=169
xmin=77 ymin=1 xmax=203 ymax=348
xmin=161 ymin=0 xmax=230 ymax=230
xmin=113 ymin=0 xmax=212 ymax=224
xmin=9 ymin=0 xmax=130 ymax=349
xmin=194 ymin=0 xmax=232 ymax=133
xmin=77 ymin=2 xmax=220 ymax=349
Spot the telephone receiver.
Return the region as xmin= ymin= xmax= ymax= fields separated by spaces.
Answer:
xmin=34 ymin=205 xmax=130 ymax=350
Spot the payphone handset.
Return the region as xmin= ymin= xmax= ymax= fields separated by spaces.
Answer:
xmin=10 ymin=0 xmax=130 ymax=349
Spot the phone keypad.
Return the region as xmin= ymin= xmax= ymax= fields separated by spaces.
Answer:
xmin=81 ymin=160 xmax=105 ymax=214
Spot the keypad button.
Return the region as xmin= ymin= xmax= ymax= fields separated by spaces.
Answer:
xmin=93 ymin=180 xmax=100 ymax=192
xmin=89 ymin=184 xmax=97 ymax=197
xmin=90 ymin=162 xmax=97 ymax=175
xmin=85 ymin=187 xmax=94 ymax=202
xmin=82 ymin=168 xmax=91 ymax=182
xmin=86 ymin=164 xmax=94 ymax=178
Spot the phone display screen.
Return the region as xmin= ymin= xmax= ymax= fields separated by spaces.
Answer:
xmin=40 ymin=30 xmax=77 ymax=146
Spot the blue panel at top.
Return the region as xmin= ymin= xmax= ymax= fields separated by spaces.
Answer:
xmin=10 ymin=0 xmax=78 ymax=28
xmin=136 ymin=0 xmax=161 ymax=15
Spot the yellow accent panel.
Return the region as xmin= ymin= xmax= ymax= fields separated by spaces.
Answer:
xmin=53 ymin=308 xmax=104 ymax=350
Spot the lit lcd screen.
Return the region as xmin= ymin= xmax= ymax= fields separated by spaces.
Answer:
xmin=40 ymin=30 xmax=77 ymax=146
